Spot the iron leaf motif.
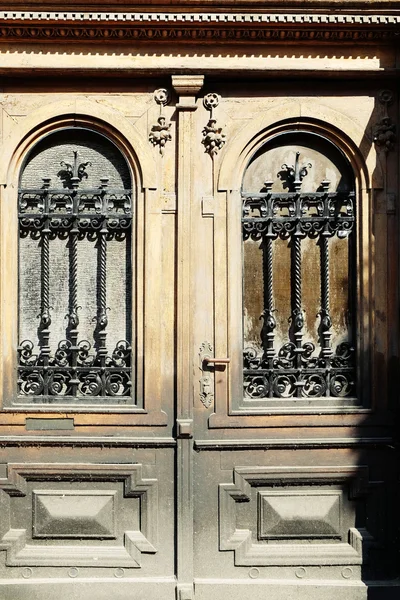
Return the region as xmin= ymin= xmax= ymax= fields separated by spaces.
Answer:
xmin=57 ymin=150 xmax=91 ymax=188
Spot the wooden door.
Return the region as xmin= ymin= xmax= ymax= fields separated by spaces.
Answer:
xmin=0 ymin=78 xmax=398 ymax=600
xmin=189 ymin=87 xmax=399 ymax=600
xmin=0 ymin=119 xmax=176 ymax=600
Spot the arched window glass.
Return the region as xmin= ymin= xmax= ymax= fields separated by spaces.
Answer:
xmin=242 ymin=132 xmax=357 ymax=406
xmin=17 ymin=129 xmax=133 ymax=407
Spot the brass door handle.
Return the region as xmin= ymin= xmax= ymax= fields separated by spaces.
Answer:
xmin=198 ymin=342 xmax=230 ymax=408
xmin=203 ymin=357 xmax=230 ymax=365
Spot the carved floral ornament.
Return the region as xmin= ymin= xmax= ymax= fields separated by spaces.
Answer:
xmin=202 ymin=93 xmax=227 ymax=158
xmin=149 ymin=88 xmax=172 ymax=156
xmin=373 ymin=89 xmax=397 ymax=153
xmin=148 ymin=88 xmax=227 ymax=158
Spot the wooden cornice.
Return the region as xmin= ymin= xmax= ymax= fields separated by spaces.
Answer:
xmin=2 ymin=1 xmax=400 ymax=10
xmin=0 ymin=11 xmax=399 ymax=44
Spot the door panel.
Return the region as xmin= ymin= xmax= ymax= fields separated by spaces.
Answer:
xmin=0 ymin=446 xmax=175 ymax=598
xmin=192 ymin=86 xmax=398 ymax=600
xmin=0 ymin=107 xmax=176 ymax=599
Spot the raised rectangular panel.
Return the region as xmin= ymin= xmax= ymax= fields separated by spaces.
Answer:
xmin=219 ymin=466 xmax=374 ymax=566
xmin=0 ymin=463 xmax=158 ymax=568
xmin=258 ymin=490 xmax=341 ymax=539
xmin=32 ymin=490 xmax=116 ymax=539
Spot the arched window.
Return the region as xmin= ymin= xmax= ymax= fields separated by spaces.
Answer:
xmin=17 ymin=129 xmax=134 ymax=407
xmin=242 ymin=132 xmax=357 ymax=407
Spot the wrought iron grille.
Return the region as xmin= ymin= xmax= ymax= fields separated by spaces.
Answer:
xmin=242 ymin=151 xmax=356 ymax=400
xmin=18 ymin=151 xmax=133 ymax=400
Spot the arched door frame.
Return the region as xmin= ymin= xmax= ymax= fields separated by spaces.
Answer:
xmin=209 ymin=109 xmax=376 ymax=428
xmin=0 ymin=99 xmax=167 ymax=429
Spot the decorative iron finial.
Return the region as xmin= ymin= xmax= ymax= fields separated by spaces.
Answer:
xmin=58 ymin=151 xmax=91 ymax=189
xmin=319 ymin=179 xmax=331 ymax=193
xmin=262 ymin=180 xmax=273 ymax=193
xmin=149 ymin=88 xmax=172 ymax=156
xmin=280 ymin=152 xmax=312 ymax=191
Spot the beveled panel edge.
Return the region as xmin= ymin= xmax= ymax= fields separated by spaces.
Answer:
xmin=32 ymin=489 xmax=117 ymax=539
xmin=0 ymin=436 xmax=176 ymax=446
xmin=194 ymin=437 xmax=393 ymax=450
xmin=0 ymin=461 xmax=159 ymax=567
xmin=219 ymin=465 xmax=373 ymax=566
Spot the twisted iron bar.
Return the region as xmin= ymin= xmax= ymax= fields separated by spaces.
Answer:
xmin=40 ymin=232 xmax=51 ymax=329
xmin=265 ymin=236 xmax=273 ymax=312
xmin=68 ymin=231 xmax=79 ymax=329
xmin=98 ymin=228 xmax=108 ymax=332
xmin=321 ymin=236 xmax=330 ymax=313
xmin=71 ymin=233 xmax=78 ymax=311
xmin=261 ymin=234 xmax=276 ymax=363
xmin=95 ymin=223 xmax=109 ymax=397
xmin=39 ymin=188 xmax=51 ymax=397
xmin=291 ymin=234 xmax=304 ymax=329
xmin=320 ymin=233 xmax=333 ymax=356
xmin=291 ymin=232 xmax=304 ymax=385
xmin=293 ymin=236 xmax=301 ymax=312
xmin=67 ymin=229 xmax=80 ymax=396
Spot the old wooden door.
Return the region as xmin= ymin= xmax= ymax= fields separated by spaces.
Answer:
xmin=0 ymin=120 xmax=176 ymax=600
xmin=0 ymin=77 xmax=397 ymax=600
xmin=188 ymin=85 xmax=398 ymax=600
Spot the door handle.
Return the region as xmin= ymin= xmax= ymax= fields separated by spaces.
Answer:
xmin=199 ymin=342 xmax=230 ymax=408
xmin=203 ymin=357 xmax=230 ymax=365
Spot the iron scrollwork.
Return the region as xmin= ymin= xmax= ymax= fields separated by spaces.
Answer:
xmin=18 ymin=151 xmax=133 ymax=400
xmin=242 ymin=153 xmax=356 ymax=400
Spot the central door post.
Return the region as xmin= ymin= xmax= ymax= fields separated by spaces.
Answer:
xmin=172 ymin=74 xmax=204 ymax=600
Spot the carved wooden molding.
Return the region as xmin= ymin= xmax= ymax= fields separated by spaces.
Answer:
xmin=149 ymin=88 xmax=172 ymax=156
xmin=373 ymin=89 xmax=397 ymax=153
xmin=0 ymin=12 xmax=398 ymax=43
xmin=202 ymin=93 xmax=226 ymax=158
xmin=1 ymin=12 xmax=399 ymax=25
xmin=172 ymin=75 xmax=204 ymax=96
xmin=219 ymin=465 xmax=374 ymax=567
xmin=172 ymin=75 xmax=204 ymax=109
xmin=0 ymin=529 xmax=154 ymax=567
xmin=0 ymin=463 xmax=158 ymax=567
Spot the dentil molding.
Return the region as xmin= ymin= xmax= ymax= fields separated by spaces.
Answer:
xmin=0 ymin=12 xmax=399 ymax=43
